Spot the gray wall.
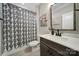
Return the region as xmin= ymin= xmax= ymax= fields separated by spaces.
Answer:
xmin=38 ymin=3 xmax=51 ymax=34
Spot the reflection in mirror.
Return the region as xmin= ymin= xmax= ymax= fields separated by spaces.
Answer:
xmin=51 ymin=3 xmax=76 ymax=31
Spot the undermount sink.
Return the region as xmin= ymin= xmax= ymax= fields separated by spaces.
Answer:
xmin=41 ymin=34 xmax=78 ymax=43
xmin=60 ymin=36 xmax=69 ymax=42
xmin=52 ymin=36 xmax=69 ymax=42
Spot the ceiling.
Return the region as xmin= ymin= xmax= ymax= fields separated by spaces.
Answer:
xmin=23 ymin=3 xmax=40 ymax=7
xmin=13 ymin=3 xmax=40 ymax=12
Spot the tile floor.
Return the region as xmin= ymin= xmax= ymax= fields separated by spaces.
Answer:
xmin=10 ymin=46 xmax=40 ymax=56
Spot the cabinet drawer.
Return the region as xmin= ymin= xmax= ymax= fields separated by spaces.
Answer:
xmin=40 ymin=41 xmax=62 ymax=56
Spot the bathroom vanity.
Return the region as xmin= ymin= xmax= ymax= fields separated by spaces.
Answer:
xmin=40 ymin=34 xmax=79 ymax=56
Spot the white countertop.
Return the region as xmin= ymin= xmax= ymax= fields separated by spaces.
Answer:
xmin=40 ymin=34 xmax=79 ymax=52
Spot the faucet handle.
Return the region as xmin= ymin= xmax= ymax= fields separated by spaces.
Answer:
xmin=56 ymin=29 xmax=62 ymax=36
xmin=59 ymin=33 xmax=61 ymax=36
xmin=57 ymin=29 xmax=59 ymax=32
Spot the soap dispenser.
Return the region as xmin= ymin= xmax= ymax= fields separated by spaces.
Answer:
xmin=51 ymin=30 xmax=54 ymax=35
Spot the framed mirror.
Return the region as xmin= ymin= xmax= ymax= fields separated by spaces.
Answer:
xmin=50 ymin=3 xmax=76 ymax=31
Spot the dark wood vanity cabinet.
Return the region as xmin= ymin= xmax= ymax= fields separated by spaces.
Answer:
xmin=40 ymin=37 xmax=79 ymax=56
xmin=40 ymin=40 xmax=62 ymax=56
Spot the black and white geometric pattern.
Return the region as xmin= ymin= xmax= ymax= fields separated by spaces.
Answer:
xmin=2 ymin=3 xmax=37 ymax=53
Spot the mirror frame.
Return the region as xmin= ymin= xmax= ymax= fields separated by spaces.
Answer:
xmin=50 ymin=3 xmax=76 ymax=31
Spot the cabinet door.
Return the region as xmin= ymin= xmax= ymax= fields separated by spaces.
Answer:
xmin=47 ymin=47 xmax=62 ymax=56
xmin=40 ymin=41 xmax=62 ymax=56
xmin=40 ymin=42 xmax=48 ymax=56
